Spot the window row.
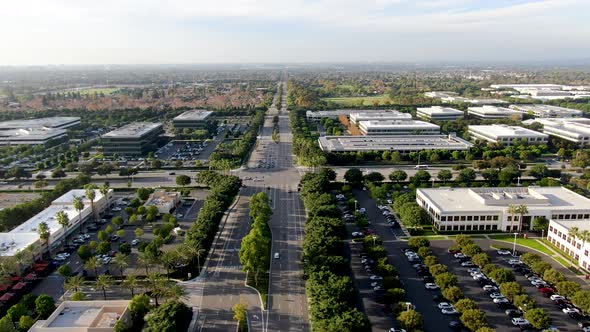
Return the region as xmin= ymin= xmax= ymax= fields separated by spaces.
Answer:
xmin=440 ymin=215 xmax=499 ymax=222
xmin=437 ymin=224 xmax=498 ymax=232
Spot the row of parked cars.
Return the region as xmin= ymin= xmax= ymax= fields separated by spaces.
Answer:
xmin=377 ymin=204 xmax=400 ymax=229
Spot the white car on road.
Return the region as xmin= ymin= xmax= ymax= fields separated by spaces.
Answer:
xmin=497 ymin=250 xmax=511 ymax=255
xmin=425 ymin=283 xmax=439 ymax=290
xmin=511 ymin=318 xmax=530 ymax=326
xmin=438 ymin=302 xmax=453 ymax=310
xmin=550 ymin=295 xmax=566 ymax=301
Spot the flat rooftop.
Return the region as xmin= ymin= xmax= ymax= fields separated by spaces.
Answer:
xmin=468 ymin=105 xmax=521 ymax=116
xmin=102 ymin=122 xmax=162 ymax=138
xmin=491 ymin=84 xmax=564 ymax=90
xmin=318 ymin=135 xmax=473 ymax=152
xmin=359 ymin=119 xmax=440 ymax=130
xmin=417 ymin=106 xmax=464 ymax=115
xmin=552 ymin=219 xmax=590 ymax=231
xmin=509 ymin=104 xmax=583 ymax=117
xmin=0 ymin=128 xmax=67 ymax=141
xmin=468 ymin=124 xmax=548 ymax=138
xmin=0 ymin=232 xmax=39 ymax=257
xmin=145 ymin=190 xmax=179 ymax=207
xmin=417 ymin=186 xmax=590 ymax=213
xmin=31 ymin=300 xmax=129 ymax=331
xmin=306 ymin=109 xmax=360 ymax=117
xmin=174 ymin=109 xmax=214 ymax=121
xmin=0 ymin=117 xmax=80 ymax=130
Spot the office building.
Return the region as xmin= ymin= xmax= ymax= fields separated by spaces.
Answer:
xmin=358 ymin=120 xmax=440 ymax=136
xmin=547 ymin=219 xmax=590 ymax=271
xmin=0 ymin=117 xmax=81 ymax=130
xmin=306 ymin=110 xmax=357 ymax=121
xmin=509 ymin=104 xmax=583 ymax=118
xmin=467 ymin=106 xmax=522 ymax=119
xmin=102 ymin=122 xmax=163 ymax=156
xmin=416 ymin=186 xmax=590 ymax=232
xmin=318 ymin=134 xmax=473 ymax=153
xmin=424 ymin=91 xmax=458 ymax=98
xmin=0 ymin=128 xmax=68 ymax=146
xmin=173 ymin=109 xmax=214 ymax=129
xmin=468 ymin=124 xmax=548 ymax=146
xmin=29 ymin=300 xmax=131 ymax=332
xmin=416 ymin=106 xmax=464 ymax=121
xmin=349 ymin=110 xmax=412 ymax=125
xmin=535 ymin=118 xmax=590 ymax=146
xmin=144 ymin=190 xmax=180 ymax=214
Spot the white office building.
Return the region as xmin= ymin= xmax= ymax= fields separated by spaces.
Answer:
xmin=358 ymin=120 xmax=440 ymax=136
xmin=306 ymin=110 xmax=356 ymax=121
xmin=349 ymin=110 xmax=412 ymax=125
xmin=533 ymin=118 xmax=590 ymax=146
xmin=317 ymin=134 xmax=473 ymax=153
xmin=424 ymin=91 xmax=458 ymax=98
xmin=509 ymin=104 xmax=583 ymax=118
xmin=547 ymin=219 xmax=590 ymax=271
xmin=416 ymin=186 xmax=590 ymax=232
xmin=0 ymin=128 xmax=68 ymax=146
xmin=468 ymin=124 xmax=548 ymax=146
xmin=0 ymin=117 xmax=81 ymax=131
xmin=467 ymin=106 xmax=522 ymax=119
xmin=416 ymin=106 xmax=464 ymax=121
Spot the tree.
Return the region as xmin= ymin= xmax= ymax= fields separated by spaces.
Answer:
xmin=572 ymin=290 xmax=590 ymax=313
xmin=472 ymin=253 xmax=491 ymax=268
xmin=389 ymin=170 xmax=407 ymax=183
xmin=175 ymin=175 xmax=191 ymax=187
xmin=543 ymin=268 xmax=566 ymax=284
xmin=411 ymin=170 xmax=431 ymax=185
xmin=233 ymin=300 xmax=247 ymax=323
xmin=85 ymin=186 xmax=97 ymax=222
xmin=364 ymin=172 xmax=384 ymax=183
xmin=96 ymin=275 xmax=113 ymax=300
xmin=344 ymin=168 xmax=364 ymax=185
xmin=73 ymin=196 xmax=85 ymax=232
xmin=56 ymin=211 xmax=70 ymax=245
xmin=7 ymin=303 xmax=27 ymax=322
xmin=129 ymin=294 xmax=151 ymax=326
xmin=489 ymin=268 xmax=515 ymax=284
xmin=19 ymin=315 xmax=35 ymax=331
xmin=71 ymin=291 xmax=87 ymax=301
xmin=521 ymin=252 xmax=542 ymax=266
xmin=0 ymin=317 xmax=16 ymax=332
xmin=516 ymin=204 xmax=529 ymax=232
xmin=97 ymin=241 xmax=111 ymax=255
xmin=528 ymin=164 xmax=548 ymax=179
xmin=112 ymin=216 xmax=124 ymax=227
xmin=531 ymin=261 xmax=552 ymax=275
xmin=144 ymin=300 xmax=192 ymax=332
xmin=123 ymin=274 xmax=139 ymax=297
xmin=77 ymin=245 xmax=92 ymax=261
xmin=442 ymin=286 xmax=464 ymax=303
xmin=84 ymin=256 xmax=101 ymax=277
xmin=457 ymin=168 xmax=477 ymax=183
xmin=454 ymin=298 xmax=478 ymax=313
xmin=437 ymin=169 xmax=452 ymax=183
xmin=51 ymin=167 xmax=66 ymax=178
xmin=481 ymin=168 xmax=499 ymax=184
xmin=572 ymin=150 xmax=590 ymax=170
xmin=386 ymin=288 xmax=406 ymax=303
xmin=134 ymin=227 xmax=145 ymax=239
xmin=556 ymin=281 xmax=581 ymax=297
xmin=408 ymin=237 xmax=430 ymax=250
xmin=64 ymin=275 xmax=85 ymax=293
xmin=499 ymin=282 xmax=524 ymax=301
xmin=435 ymin=272 xmax=458 ymax=290
xmin=113 ymin=253 xmax=129 ymax=276
xmin=460 ymin=309 xmax=487 ymax=332
xmin=137 ymin=187 xmax=151 ymax=201
xmin=524 ymin=308 xmax=551 ymax=329
xmin=461 ymin=244 xmax=482 ymax=257
xmin=37 ymin=221 xmax=50 ymax=255
xmin=429 ymin=264 xmax=448 ymax=276
xmin=58 ymin=265 xmax=73 ymax=277
xmin=532 ymin=216 xmax=549 ymax=232
xmin=35 ymin=295 xmax=56 ymax=319
xmin=397 ymin=309 xmax=423 ymax=331
xmin=319 ymin=168 xmax=337 ymax=181
xmin=514 ymin=294 xmax=536 ymax=311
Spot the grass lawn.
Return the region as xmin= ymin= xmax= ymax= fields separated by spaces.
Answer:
xmin=424 ymin=236 xmax=446 ymax=240
xmin=75 ymin=87 xmax=119 ymax=95
xmin=488 ymin=235 xmax=552 ymax=255
xmin=322 ymin=95 xmax=391 ymax=106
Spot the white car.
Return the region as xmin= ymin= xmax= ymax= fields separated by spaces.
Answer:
xmin=453 ymin=253 xmax=467 ymax=259
xmin=131 ymin=239 xmax=140 ymax=246
xmin=404 ymin=251 xmax=417 ymax=257
xmin=489 ymin=293 xmax=504 ymax=299
xmin=102 ymin=257 xmax=112 ymax=264
xmin=531 ymin=280 xmax=548 ymax=287
xmin=482 ymin=285 xmax=498 ymax=292
xmin=493 ymin=297 xmax=509 ymax=304
xmin=508 ymin=259 xmax=522 ymax=265
xmin=112 ymin=207 xmax=122 ymax=212
xmin=274 ymin=252 xmax=280 ymax=259
xmin=54 ymin=255 xmax=67 ymax=261
xmin=370 ymin=275 xmax=383 ymax=281
xmin=472 ymin=274 xmax=486 ymax=280
xmin=461 ymin=261 xmax=475 ymax=267
xmin=389 ymin=329 xmax=407 ymax=332
xmin=550 ymin=294 xmax=566 ymax=301
xmin=438 ymin=302 xmax=453 ymax=310
xmin=425 ymin=283 xmax=439 ymax=290
xmin=497 ymin=250 xmax=511 ymax=255
xmin=467 ymin=268 xmax=481 ymax=274
xmin=441 ymin=308 xmax=459 ymax=315
xmin=563 ymin=307 xmax=580 ymax=314
xmin=512 ymin=318 xmax=530 ymax=326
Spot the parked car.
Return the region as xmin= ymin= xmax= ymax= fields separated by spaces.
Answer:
xmin=441 ymin=308 xmax=459 ymax=315
xmin=497 ymin=249 xmax=511 ymax=255
xmin=425 ymin=283 xmax=439 ymax=290
xmin=511 ymin=318 xmax=530 ymax=326
xmin=505 ymin=309 xmax=523 ymax=317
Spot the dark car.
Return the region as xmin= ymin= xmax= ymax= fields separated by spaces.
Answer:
xmin=110 ymin=235 xmax=120 ymax=242
xmin=505 ymin=309 xmax=523 ymax=317
xmin=569 ymin=311 xmax=583 ymax=319
xmin=496 ymin=302 xmax=512 ymax=309
xmin=423 ymin=276 xmax=434 ymax=283
xmin=86 ymin=224 xmax=99 ymax=231
xmin=433 ymin=294 xmax=446 ymax=303
xmin=579 ymin=321 xmax=590 ymax=328
xmin=449 ymin=321 xmax=462 ymax=331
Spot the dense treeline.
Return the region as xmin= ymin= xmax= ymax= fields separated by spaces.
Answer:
xmin=300 ymin=170 xmax=370 ymax=331
xmin=0 ymin=174 xmax=91 ymax=232
xmin=287 ymin=80 xmax=324 ymax=108
xmin=209 ymin=110 xmax=265 ymax=169
xmin=289 ymin=109 xmax=326 ymax=167
xmin=186 ymin=171 xmax=242 ymax=276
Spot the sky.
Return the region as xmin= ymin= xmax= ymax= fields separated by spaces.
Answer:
xmin=1 ymin=0 xmax=589 ymax=65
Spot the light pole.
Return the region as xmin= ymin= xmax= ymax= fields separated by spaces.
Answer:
xmin=512 ymin=232 xmax=519 ymax=257
xmin=372 ymin=235 xmax=377 ymax=246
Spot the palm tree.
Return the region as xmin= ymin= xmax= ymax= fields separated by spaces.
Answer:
xmin=100 ymin=183 xmax=111 ymax=213
xmin=123 ymin=274 xmax=139 ymax=297
xmin=138 ymin=251 xmax=156 ymax=275
xmin=73 ymin=196 xmax=85 ymax=232
xmin=85 ymin=185 xmax=97 ymax=223
xmin=516 ymin=204 xmax=529 ymax=232
xmin=507 ymin=204 xmax=518 ymax=232
xmin=56 ymin=210 xmax=70 ymax=245
xmin=64 ymin=276 xmax=85 ymax=293
xmin=95 ymin=275 xmax=113 ymax=300
xmin=37 ymin=222 xmax=51 ymax=257
xmin=147 ymin=272 xmax=166 ymax=306
xmin=160 ymin=251 xmax=179 ymax=278
xmin=568 ymin=227 xmax=581 ymax=267
xmin=84 ymin=256 xmax=101 ymax=277
xmin=180 ymin=242 xmax=206 ymax=275
xmin=113 ymin=253 xmax=129 ymax=277
xmin=165 ymin=284 xmax=185 ymax=301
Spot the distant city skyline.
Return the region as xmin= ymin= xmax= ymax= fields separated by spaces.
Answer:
xmin=1 ymin=0 xmax=589 ymax=65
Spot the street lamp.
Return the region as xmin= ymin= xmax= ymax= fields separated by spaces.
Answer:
xmin=372 ymin=235 xmax=377 ymax=246
xmin=512 ymin=232 xmax=519 ymax=257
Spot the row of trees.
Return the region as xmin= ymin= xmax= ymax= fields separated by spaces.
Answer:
xmin=300 ymin=170 xmax=370 ymax=331
xmin=290 ymin=109 xmax=327 ymax=167
xmin=0 ymin=294 xmax=56 ymax=332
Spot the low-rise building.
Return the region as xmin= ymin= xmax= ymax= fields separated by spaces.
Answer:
xmin=468 ymin=124 xmax=548 ymax=146
xmin=0 ymin=117 xmax=81 ymax=130
xmin=102 ymin=122 xmax=163 ymax=156
xmin=424 ymin=91 xmax=458 ymax=98
xmin=358 ymin=120 xmax=440 ymax=135
xmin=173 ymin=109 xmax=214 ymax=129
xmin=509 ymin=104 xmax=583 ymax=118
xmin=349 ymin=110 xmax=412 ymax=124
xmin=305 ymin=110 xmax=356 ymax=121
xmin=29 ymin=300 xmax=131 ymax=332
xmin=317 ymin=134 xmax=473 ymax=153
xmin=144 ymin=190 xmax=180 ymax=214
xmin=416 ymin=106 xmax=464 ymax=121
xmin=532 ymin=118 xmax=590 ymax=146
xmin=416 ymin=186 xmax=590 ymax=232
xmin=547 ymin=219 xmax=590 ymax=271
xmin=467 ymin=105 xmax=522 ymax=119
xmin=0 ymin=128 xmax=68 ymax=146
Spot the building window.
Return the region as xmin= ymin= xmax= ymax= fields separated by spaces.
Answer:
xmin=467 ymin=216 xmax=472 ymax=221
xmin=552 ymin=215 xmax=558 ymax=219
xmin=461 ymin=216 xmax=466 ymax=221
xmin=454 ymin=216 xmax=460 ymax=221
xmin=584 ymin=262 xmax=587 ymax=268
xmin=466 ymin=225 xmax=472 ymax=231
xmin=578 ymin=244 xmax=582 ymax=250
xmin=493 ymin=216 xmax=499 ymax=221
xmin=585 ymin=250 xmax=588 ymax=256
xmin=474 ymin=216 xmax=479 ymax=221
xmin=558 ymin=232 xmax=562 ymax=237
xmin=486 ymin=225 xmax=491 ymax=230
xmin=549 ymin=226 xmax=553 ymax=232
xmin=576 ymin=254 xmax=579 ymax=260
xmin=441 ymin=216 xmax=446 ymax=221
xmin=585 ymin=214 xmax=590 ymax=219
xmin=492 ymin=225 xmax=498 ymax=230
xmin=558 ymin=214 xmax=564 ymax=219
xmin=453 ymin=225 xmax=459 ymax=231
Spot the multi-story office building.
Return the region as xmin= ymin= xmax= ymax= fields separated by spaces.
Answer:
xmin=509 ymin=104 xmax=583 ymax=118
xmin=172 ymin=109 xmax=214 ymax=129
xmin=0 ymin=128 xmax=68 ymax=146
xmin=468 ymin=124 xmax=548 ymax=146
xmin=416 ymin=106 xmax=464 ymax=121
xmin=0 ymin=116 xmax=81 ymax=130
xmin=102 ymin=122 xmax=163 ymax=156
xmin=318 ymin=134 xmax=473 ymax=153
xmin=547 ymin=219 xmax=590 ymax=270
xmin=531 ymin=118 xmax=590 ymax=146
xmin=416 ymin=186 xmax=590 ymax=232
xmin=358 ymin=120 xmax=440 ymax=135
xmin=306 ymin=109 xmax=358 ymax=121
xmin=349 ymin=110 xmax=412 ymax=124
xmin=467 ymin=105 xmax=522 ymax=119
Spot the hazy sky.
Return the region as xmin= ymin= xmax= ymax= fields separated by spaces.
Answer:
xmin=1 ymin=0 xmax=589 ymax=65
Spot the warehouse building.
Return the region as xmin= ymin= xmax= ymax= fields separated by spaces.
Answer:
xmin=468 ymin=124 xmax=548 ymax=146
xmin=358 ymin=120 xmax=440 ymax=135
xmin=0 ymin=128 xmax=68 ymax=146
xmin=416 ymin=106 xmax=464 ymax=121
xmin=0 ymin=116 xmax=81 ymax=130
xmin=509 ymin=104 xmax=583 ymax=118
xmin=467 ymin=105 xmax=522 ymax=119
xmin=173 ymin=109 xmax=214 ymax=129
xmin=102 ymin=122 xmax=163 ymax=156
xmin=349 ymin=110 xmax=412 ymax=124
xmin=416 ymin=186 xmax=590 ymax=232
xmin=317 ymin=134 xmax=473 ymax=153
